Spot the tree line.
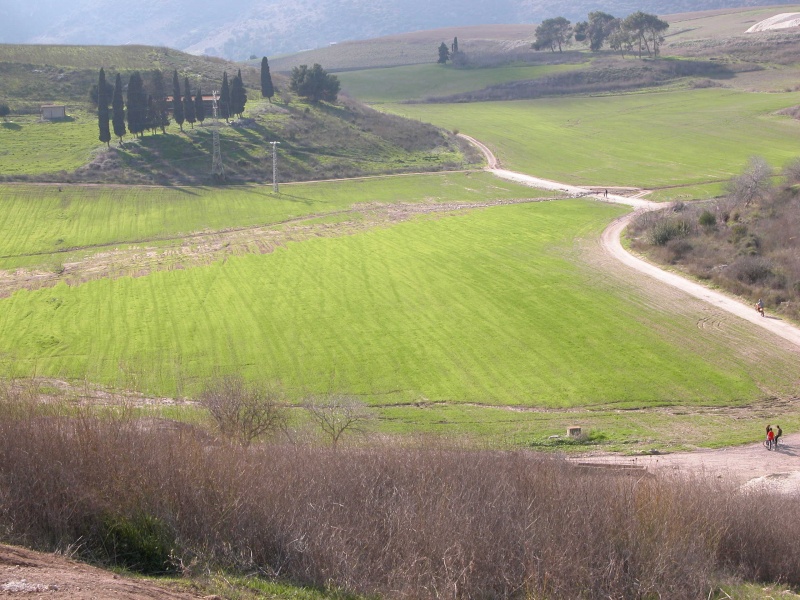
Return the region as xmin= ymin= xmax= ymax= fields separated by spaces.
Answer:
xmin=533 ymin=11 xmax=669 ymax=58
xmin=97 ymin=58 xmax=279 ymax=146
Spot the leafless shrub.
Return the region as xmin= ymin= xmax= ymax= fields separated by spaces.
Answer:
xmin=782 ymin=157 xmax=800 ymax=185
xmin=1 ymin=402 xmax=800 ymax=596
xmin=726 ymin=156 xmax=773 ymax=207
xmin=303 ymin=393 xmax=374 ymax=446
xmin=199 ymin=374 xmax=288 ymax=446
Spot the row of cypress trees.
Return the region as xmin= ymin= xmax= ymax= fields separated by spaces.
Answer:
xmin=98 ymin=67 xmax=254 ymax=145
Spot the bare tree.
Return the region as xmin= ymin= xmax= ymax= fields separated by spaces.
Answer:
xmin=727 ymin=156 xmax=773 ymax=207
xmin=199 ymin=374 xmax=288 ymax=446
xmin=303 ymin=394 xmax=374 ymax=447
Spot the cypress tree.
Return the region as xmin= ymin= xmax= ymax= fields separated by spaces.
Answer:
xmin=145 ymin=95 xmax=157 ymax=135
xmin=172 ymin=70 xmax=184 ymax=132
xmin=152 ymin=70 xmax=169 ymax=133
xmin=97 ymin=68 xmax=111 ymax=147
xmin=194 ymin=87 xmax=205 ymax=125
xmin=219 ymin=71 xmax=231 ymax=122
xmin=111 ymin=72 xmax=126 ymax=144
xmin=183 ymin=77 xmax=196 ymax=129
xmin=126 ymin=72 xmax=145 ymax=138
xmin=230 ymin=69 xmax=247 ymax=118
xmin=260 ymin=56 xmax=274 ymax=102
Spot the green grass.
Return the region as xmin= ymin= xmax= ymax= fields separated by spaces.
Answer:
xmin=0 ymin=172 xmax=545 ymax=268
xmin=645 ymin=181 xmax=729 ymax=202
xmin=0 ymin=111 xmax=99 ymax=174
xmin=338 ymin=63 xmax=581 ymax=103
xmin=385 ymin=88 xmax=800 ymax=188
xmin=1 ymin=199 xmax=794 ymax=411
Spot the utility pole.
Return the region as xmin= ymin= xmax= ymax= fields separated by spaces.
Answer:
xmin=270 ymin=141 xmax=280 ymax=193
xmin=211 ymin=90 xmax=225 ymax=180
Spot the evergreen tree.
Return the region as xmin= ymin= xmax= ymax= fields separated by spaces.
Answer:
xmin=172 ymin=70 xmax=184 ymax=132
xmin=230 ymin=69 xmax=247 ymax=118
xmin=260 ymin=56 xmax=275 ymax=102
xmin=126 ymin=72 xmax=146 ymax=138
xmin=183 ymin=77 xmax=196 ymax=129
xmin=152 ymin=70 xmax=170 ymax=133
xmin=289 ymin=64 xmax=340 ymax=103
xmin=194 ymin=87 xmax=206 ymax=125
xmin=219 ymin=71 xmax=231 ymax=121
xmin=437 ymin=42 xmax=450 ymax=64
xmin=144 ymin=95 xmax=157 ymax=135
xmin=111 ymin=72 xmax=126 ymax=144
xmin=97 ymin=68 xmax=111 ymax=147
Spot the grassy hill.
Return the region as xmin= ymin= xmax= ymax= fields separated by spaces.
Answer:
xmin=0 ymin=44 xmax=478 ymax=184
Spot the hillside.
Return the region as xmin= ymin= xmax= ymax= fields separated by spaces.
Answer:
xmin=5 ymin=0 xmax=800 ymax=60
xmin=0 ymin=45 xmax=477 ymax=184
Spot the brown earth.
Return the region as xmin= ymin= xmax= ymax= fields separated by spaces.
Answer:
xmin=0 ymin=544 xmax=206 ymax=599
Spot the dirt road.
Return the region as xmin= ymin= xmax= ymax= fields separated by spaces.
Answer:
xmin=458 ymin=133 xmax=800 ymax=351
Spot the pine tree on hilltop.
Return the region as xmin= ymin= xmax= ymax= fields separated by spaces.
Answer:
xmin=261 ymin=56 xmax=274 ymax=102
xmin=219 ymin=72 xmax=231 ymax=122
xmin=111 ymin=72 xmax=126 ymax=144
xmin=194 ymin=87 xmax=205 ymax=125
xmin=230 ymin=69 xmax=247 ymax=118
xmin=183 ymin=77 xmax=196 ymax=129
xmin=172 ymin=70 xmax=184 ymax=132
xmin=97 ymin=68 xmax=111 ymax=147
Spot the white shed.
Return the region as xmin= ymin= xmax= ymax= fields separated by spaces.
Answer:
xmin=41 ymin=105 xmax=66 ymax=120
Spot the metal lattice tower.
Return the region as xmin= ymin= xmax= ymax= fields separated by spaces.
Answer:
xmin=270 ymin=141 xmax=280 ymax=193
xmin=211 ymin=90 xmax=225 ymax=180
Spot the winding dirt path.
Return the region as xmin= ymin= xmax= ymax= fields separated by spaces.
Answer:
xmin=458 ymin=133 xmax=800 ymax=492
xmin=458 ymin=133 xmax=800 ymax=350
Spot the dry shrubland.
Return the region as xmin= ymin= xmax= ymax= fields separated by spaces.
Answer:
xmin=0 ymin=382 xmax=799 ymax=599
xmin=630 ymin=158 xmax=800 ymax=321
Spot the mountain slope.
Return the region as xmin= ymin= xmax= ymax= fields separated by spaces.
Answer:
xmin=4 ymin=0 xmax=799 ymax=60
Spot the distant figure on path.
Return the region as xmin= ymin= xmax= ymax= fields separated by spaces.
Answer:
xmin=775 ymin=424 xmax=783 ymax=448
xmin=756 ymin=298 xmax=765 ymax=317
xmin=767 ymin=426 xmax=775 ymax=450
xmin=604 ymin=189 xmax=608 ymax=198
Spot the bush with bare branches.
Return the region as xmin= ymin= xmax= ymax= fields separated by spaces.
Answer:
xmin=198 ymin=374 xmax=288 ymax=446
xmin=303 ymin=393 xmax=374 ymax=446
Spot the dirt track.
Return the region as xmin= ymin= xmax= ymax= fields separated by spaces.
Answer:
xmin=456 ymin=133 xmax=800 ymax=493
xmin=0 ymin=544 xmax=204 ymax=599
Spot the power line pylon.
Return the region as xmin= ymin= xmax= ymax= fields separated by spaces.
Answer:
xmin=211 ymin=90 xmax=225 ymax=181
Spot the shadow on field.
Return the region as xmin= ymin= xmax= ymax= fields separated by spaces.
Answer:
xmin=1 ymin=122 xmax=22 ymax=130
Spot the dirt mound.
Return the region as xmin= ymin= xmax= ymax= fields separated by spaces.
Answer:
xmin=746 ymin=13 xmax=800 ymax=33
xmin=0 ymin=544 xmax=205 ymax=599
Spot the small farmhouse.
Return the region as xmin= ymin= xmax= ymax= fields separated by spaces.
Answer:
xmin=41 ymin=105 xmax=66 ymax=120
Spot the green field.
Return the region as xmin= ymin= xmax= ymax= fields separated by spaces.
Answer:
xmin=0 ymin=112 xmax=99 ymax=175
xmin=2 ymin=198 xmax=795 ymax=413
xmin=384 ymin=88 xmax=800 ymax=188
xmin=338 ymin=63 xmax=581 ymax=103
xmin=0 ymin=172 xmax=545 ymax=268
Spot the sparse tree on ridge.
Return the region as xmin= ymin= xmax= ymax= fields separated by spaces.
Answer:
xmin=172 ymin=70 xmax=184 ymax=132
xmin=194 ymin=87 xmax=206 ymax=125
xmin=183 ymin=77 xmax=196 ymax=129
xmin=97 ymin=68 xmax=111 ymax=147
xmin=230 ymin=69 xmax=247 ymax=118
xmin=574 ymin=12 xmax=618 ymax=52
xmin=289 ymin=64 xmax=340 ymax=103
xmin=219 ymin=71 xmax=231 ymax=121
xmin=111 ymin=73 xmax=126 ymax=144
xmin=533 ymin=17 xmax=573 ymax=53
xmin=623 ymin=11 xmax=669 ymax=58
xmin=451 ymin=36 xmax=459 ymax=54
xmin=0 ymin=104 xmax=10 ymax=120
xmin=261 ymin=56 xmax=275 ymax=102
xmin=437 ymin=41 xmax=450 ymax=64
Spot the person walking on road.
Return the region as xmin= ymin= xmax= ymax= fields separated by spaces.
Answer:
xmin=766 ymin=426 xmax=775 ymax=450
xmin=774 ymin=424 xmax=783 ymax=448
